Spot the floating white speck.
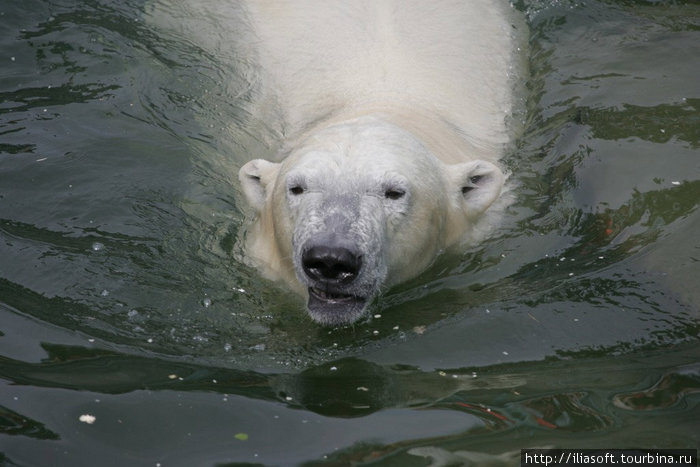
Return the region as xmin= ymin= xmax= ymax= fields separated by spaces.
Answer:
xmin=202 ymin=297 xmax=211 ymax=308
xmin=79 ymin=414 xmax=96 ymax=424
xmin=502 ymin=351 xmax=509 ymax=356
xmin=91 ymin=242 xmax=104 ymax=251
xmin=100 ymin=289 xmax=109 ymax=297
xmin=36 ymin=157 xmax=47 ymax=162
xmin=330 ymin=366 xmax=338 ymax=371
xmin=373 ymin=314 xmax=381 ymax=319
xmin=671 ymin=181 xmax=681 ymax=186
xmin=372 ymin=330 xmax=379 ymax=335
xmin=356 ymin=386 xmax=369 ymax=392
xmin=224 ymin=343 xmax=232 ymax=352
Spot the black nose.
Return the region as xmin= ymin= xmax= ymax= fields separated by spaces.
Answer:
xmin=302 ymin=245 xmax=362 ymax=283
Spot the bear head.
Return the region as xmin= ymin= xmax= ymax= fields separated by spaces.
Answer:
xmin=239 ymin=116 xmax=504 ymax=325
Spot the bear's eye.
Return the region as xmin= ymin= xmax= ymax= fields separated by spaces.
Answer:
xmin=384 ymin=189 xmax=405 ymax=200
xmin=289 ymin=185 xmax=305 ymax=196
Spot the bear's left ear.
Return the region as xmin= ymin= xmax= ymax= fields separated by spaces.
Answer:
xmin=239 ymin=159 xmax=281 ymax=211
xmin=450 ymin=160 xmax=504 ymax=215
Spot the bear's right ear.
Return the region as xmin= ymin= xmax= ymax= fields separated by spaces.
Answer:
xmin=239 ymin=159 xmax=281 ymax=211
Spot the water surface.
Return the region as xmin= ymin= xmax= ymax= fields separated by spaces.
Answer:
xmin=1 ymin=0 xmax=698 ymax=465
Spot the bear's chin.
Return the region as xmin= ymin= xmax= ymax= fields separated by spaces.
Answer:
xmin=306 ymin=287 xmax=369 ymax=325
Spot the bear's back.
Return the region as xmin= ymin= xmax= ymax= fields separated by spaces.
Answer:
xmin=246 ymin=0 xmax=527 ymax=157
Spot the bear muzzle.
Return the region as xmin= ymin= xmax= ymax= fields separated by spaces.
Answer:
xmin=302 ymin=245 xmax=362 ymax=284
xmin=301 ymin=243 xmax=371 ymax=324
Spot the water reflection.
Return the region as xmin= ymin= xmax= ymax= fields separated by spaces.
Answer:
xmin=613 ymin=364 xmax=700 ymax=411
xmin=2 ymin=342 xmax=666 ymax=427
xmin=520 ymin=392 xmax=613 ymax=431
xmin=0 ymin=406 xmax=59 ymax=441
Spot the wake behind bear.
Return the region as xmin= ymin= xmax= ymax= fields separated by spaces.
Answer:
xmin=237 ymin=0 xmax=528 ymax=325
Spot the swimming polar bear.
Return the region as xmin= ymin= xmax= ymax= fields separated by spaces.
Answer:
xmin=234 ymin=0 xmax=528 ymax=325
xmin=147 ymin=0 xmax=527 ymax=324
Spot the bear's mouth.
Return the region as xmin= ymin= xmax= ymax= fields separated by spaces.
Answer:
xmin=309 ymin=287 xmax=359 ymax=303
xmin=306 ymin=287 xmax=368 ymax=325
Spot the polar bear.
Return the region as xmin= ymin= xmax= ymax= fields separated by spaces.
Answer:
xmin=235 ymin=0 xmax=527 ymax=325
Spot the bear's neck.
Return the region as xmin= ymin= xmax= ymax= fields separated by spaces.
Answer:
xmin=245 ymin=205 xmax=304 ymax=293
xmin=293 ymin=105 xmax=504 ymax=164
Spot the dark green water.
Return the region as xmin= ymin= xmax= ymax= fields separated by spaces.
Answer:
xmin=1 ymin=0 xmax=698 ymax=466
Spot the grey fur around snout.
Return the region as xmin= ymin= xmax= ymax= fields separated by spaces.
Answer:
xmin=289 ymin=187 xmax=390 ymax=324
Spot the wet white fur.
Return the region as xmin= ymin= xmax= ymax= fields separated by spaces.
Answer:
xmin=147 ymin=0 xmax=528 ymax=314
